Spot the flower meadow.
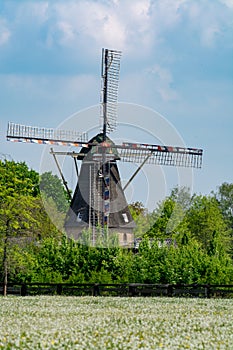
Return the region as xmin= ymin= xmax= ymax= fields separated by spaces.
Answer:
xmin=0 ymin=296 xmax=232 ymax=349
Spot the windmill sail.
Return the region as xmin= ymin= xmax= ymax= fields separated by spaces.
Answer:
xmin=117 ymin=142 xmax=203 ymax=168
xmin=101 ymin=49 xmax=121 ymax=135
xmin=89 ymin=141 xmax=203 ymax=168
xmin=7 ymin=122 xmax=88 ymax=147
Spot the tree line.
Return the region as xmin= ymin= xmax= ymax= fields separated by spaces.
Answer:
xmin=0 ymin=159 xmax=232 ymax=285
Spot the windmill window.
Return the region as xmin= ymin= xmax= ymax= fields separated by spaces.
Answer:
xmin=77 ymin=212 xmax=83 ymax=222
xmin=98 ymin=170 xmax=103 ymax=178
xmin=122 ymin=213 xmax=129 ymax=223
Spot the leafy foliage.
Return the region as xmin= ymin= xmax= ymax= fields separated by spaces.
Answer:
xmin=186 ymin=195 xmax=230 ymax=253
xmin=40 ymin=171 xmax=71 ymax=213
xmin=129 ymin=201 xmax=150 ymax=237
xmin=214 ymin=182 xmax=233 ymax=257
xmin=0 ymin=160 xmax=39 ymax=200
xmin=0 ymin=160 xmax=233 ymax=285
xmin=214 ymin=182 xmax=233 ymax=225
xmin=0 ymin=160 xmax=65 ymax=284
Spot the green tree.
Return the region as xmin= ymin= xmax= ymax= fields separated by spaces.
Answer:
xmin=214 ymin=182 xmax=233 ymax=226
xmin=129 ymin=201 xmax=150 ymax=237
xmin=170 ymin=186 xmax=192 ymax=210
xmin=0 ymin=195 xmax=61 ymax=286
xmin=147 ymin=197 xmax=189 ymax=240
xmin=0 ymin=161 xmax=56 ymax=289
xmin=214 ymin=183 xmax=233 ymax=256
xmin=186 ymin=195 xmax=231 ymax=254
xmin=0 ymin=195 xmax=38 ymax=293
xmin=129 ymin=201 xmax=147 ymax=219
xmin=40 ymin=171 xmax=71 ymax=213
xmin=0 ymin=160 xmax=39 ymax=200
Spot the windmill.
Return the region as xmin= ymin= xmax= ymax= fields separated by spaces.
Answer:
xmin=6 ymin=48 xmax=203 ymax=246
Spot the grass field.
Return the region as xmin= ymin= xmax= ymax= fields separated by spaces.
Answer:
xmin=0 ymin=296 xmax=232 ymax=349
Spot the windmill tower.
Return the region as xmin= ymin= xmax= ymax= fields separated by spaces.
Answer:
xmin=6 ymin=48 xmax=203 ymax=247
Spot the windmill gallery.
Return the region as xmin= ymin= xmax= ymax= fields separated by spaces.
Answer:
xmin=6 ymin=49 xmax=203 ymax=247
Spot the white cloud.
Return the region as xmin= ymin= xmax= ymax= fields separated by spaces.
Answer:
xmin=15 ymin=2 xmax=49 ymax=24
xmin=56 ymin=21 xmax=76 ymax=44
xmin=201 ymin=24 xmax=221 ymax=47
xmin=51 ymin=0 xmax=148 ymax=53
xmin=47 ymin=0 xmax=233 ymax=57
xmin=184 ymin=1 xmax=233 ymax=47
xmin=119 ymin=64 xmax=178 ymax=109
xmin=150 ymin=0 xmax=187 ymax=30
xmin=147 ymin=64 xmax=178 ymax=101
xmin=0 ymin=19 xmax=11 ymax=45
xmin=1 ymin=0 xmax=232 ymax=59
xmin=219 ymin=0 xmax=233 ymax=8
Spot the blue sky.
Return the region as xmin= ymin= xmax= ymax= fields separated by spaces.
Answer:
xmin=0 ymin=0 xmax=232 ymax=210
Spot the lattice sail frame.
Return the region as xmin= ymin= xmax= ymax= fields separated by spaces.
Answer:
xmin=7 ymin=122 xmax=88 ymax=147
xmin=92 ymin=143 xmax=203 ymax=168
xmin=118 ymin=142 xmax=203 ymax=168
xmin=100 ymin=49 xmax=121 ymax=134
